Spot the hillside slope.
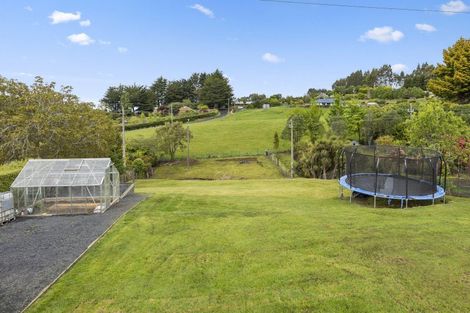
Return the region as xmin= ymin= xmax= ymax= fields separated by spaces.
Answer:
xmin=127 ymin=107 xmax=293 ymax=158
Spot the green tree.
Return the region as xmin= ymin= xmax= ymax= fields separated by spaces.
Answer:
xmin=102 ymin=84 xmax=154 ymax=113
xmin=282 ymin=107 xmax=324 ymax=145
xmin=124 ymin=84 xmax=155 ymax=113
xmin=428 ymin=38 xmax=470 ymax=103
xmin=198 ymin=69 xmax=233 ymax=109
xmin=164 ymin=79 xmax=195 ymax=104
xmin=101 ymin=85 xmax=125 ymax=112
xmin=282 ymin=112 xmax=307 ymax=145
xmin=342 ymin=103 xmax=365 ymax=141
xmin=406 ymin=100 xmax=468 ymax=162
xmin=132 ymin=158 xmax=149 ymax=178
xmin=0 ymin=76 xmax=121 ymax=165
xmin=403 ymin=63 xmax=435 ymax=90
xmin=302 ymin=106 xmax=324 ymax=142
xmin=154 ymin=122 xmax=192 ymax=160
xmin=150 ymin=76 xmax=168 ymax=107
xmin=328 ymin=100 xmax=348 ymax=137
xmin=297 ymin=137 xmax=344 ymax=179
xmin=273 ymin=132 xmax=280 ymax=150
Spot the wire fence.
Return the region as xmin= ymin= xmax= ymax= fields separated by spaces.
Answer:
xmin=447 ymin=165 xmax=470 ymax=198
xmin=267 ymin=152 xmax=291 ymax=177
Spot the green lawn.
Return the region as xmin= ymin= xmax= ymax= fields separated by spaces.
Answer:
xmin=28 ymin=179 xmax=470 ymax=312
xmin=155 ymin=157 xmax=283 ymax=180
xmin=127 ymin=107 xmax=294 ymax=158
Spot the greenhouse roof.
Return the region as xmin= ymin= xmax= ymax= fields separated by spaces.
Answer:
xmin=11 ymin=158 xmax=112 ymax=188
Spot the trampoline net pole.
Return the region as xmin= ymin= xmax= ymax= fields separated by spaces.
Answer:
xmin=374 ymin=157 xmax=379 ymax=208
xmin=405 ymin=158 xmax=409 ymax=208
xmin=431 ymin=158 xmax=436 ymax=204
xmin=397 ymin=146 xmax=401 ymax=177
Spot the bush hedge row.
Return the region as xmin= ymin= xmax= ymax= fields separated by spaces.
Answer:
xmin=124 ymin=111 xmax=219 ymax=131
xmin=0 ymin=170 xmax=21 ymax=192
xmin=0 ymin=160 xmax=26 ymax=192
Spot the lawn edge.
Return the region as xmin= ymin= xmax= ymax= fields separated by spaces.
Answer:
xmin=21 ymin=193 xmax=147 ymax=313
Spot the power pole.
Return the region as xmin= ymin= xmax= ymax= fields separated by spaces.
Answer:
xmin=407 ymin=103 xmax=415 ymax=117
xmin=186 ymin=119 xmax=190 ymax=168
xmin=290 ymin=118 xmax=294 ymax=179
xmin=170 ymin=102 xmax=174 ymax=124
xmin=227 ymin=98 xmax=230 ymax=114
xmin=121 ymin=102 xmax=126 ymax=168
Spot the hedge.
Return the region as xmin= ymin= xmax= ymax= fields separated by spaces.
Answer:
xmin=0 ymin=160 xmax=26 ymax=192
xmin=124 ymin=111 xmax=219 ymax=131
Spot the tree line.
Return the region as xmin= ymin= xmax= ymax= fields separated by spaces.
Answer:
xmin=331 ymin=38 xmax=469 ymax=104
xmin=101 ymin=69 xmax=233 ymax=114
xmin=0 ymin=76 xmax=122 ymax=169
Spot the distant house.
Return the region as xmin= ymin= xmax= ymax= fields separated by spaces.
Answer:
xmin=316 ymin=98 xmax=334 ymax=107
xmin=262 ymin=103 xmax=270 ymax=109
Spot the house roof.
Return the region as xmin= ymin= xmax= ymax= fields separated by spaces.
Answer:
xmin=11 ymin=158 xmax=112 ymax=188
xmin=317 ymin=98 xmax=334 ymax=104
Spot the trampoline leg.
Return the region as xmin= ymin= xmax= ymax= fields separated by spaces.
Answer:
xmin=400 ymin=200 xmax=403 ymax=209
xmin=349 ymin=192 xmax=352 ymax=204
xmin=405 ymin=199 xmax=408 ymax=209
xmin=374 ymin=196 xmax=376 ymax=208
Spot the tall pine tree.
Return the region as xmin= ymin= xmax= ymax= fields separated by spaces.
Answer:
xmin=198 ymin=69 xmax=233 ymax=109
xmin=428 ymin=38 xmax=470 ymax=104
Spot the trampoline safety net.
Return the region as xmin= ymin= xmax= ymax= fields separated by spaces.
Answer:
xmin=339 ymin=145 xmax=446 ymax=201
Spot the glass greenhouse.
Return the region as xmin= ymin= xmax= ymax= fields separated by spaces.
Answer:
xmin=11 ymin=158 xmax=120 ymax=215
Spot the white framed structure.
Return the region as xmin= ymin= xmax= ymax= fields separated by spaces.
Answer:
xmin=11 ymin=158 xmax=120 ymax=215
xmin=0 ymin=192 xmax=14 ymax=223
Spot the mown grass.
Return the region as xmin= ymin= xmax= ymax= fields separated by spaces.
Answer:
xmin=155 ymin=157 xmax=284 ymax=180
xmin=126 ymin=107 xmax=294 ymax=158
xmin=28 ymin=179 xmax=470 ymax=313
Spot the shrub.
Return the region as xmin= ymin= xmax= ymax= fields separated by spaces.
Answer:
xmin=132 ymin=158 xmax=150 ymax=178
xmin=197 ymin=104 xmax=209 ymax=112
xmin=0 ymin=160 xmax=26 ymax=192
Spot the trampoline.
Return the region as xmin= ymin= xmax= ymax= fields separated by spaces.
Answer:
xmin=339 ymin=145 xmax=446 ymax=208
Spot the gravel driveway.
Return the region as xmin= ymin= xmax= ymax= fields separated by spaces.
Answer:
xmin=0 ymin=193 xmax=145 ymax=313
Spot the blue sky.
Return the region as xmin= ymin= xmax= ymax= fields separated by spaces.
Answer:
xmin=1 ymin=0 xmax=469 ymax=103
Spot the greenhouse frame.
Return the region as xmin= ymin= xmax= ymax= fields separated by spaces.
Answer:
xmin=11 ymin=158 xmax=120 ymax=215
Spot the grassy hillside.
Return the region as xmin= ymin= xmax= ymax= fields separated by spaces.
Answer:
xmin=127 ymin=107 xmax=294 ymax=158
xmin=154 ymin=157 xmax=283 ymax=180
xmin=29 ymin=179 xmax=470 ymax=312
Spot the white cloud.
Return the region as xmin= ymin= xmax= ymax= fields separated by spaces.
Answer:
xmin=415 ymin=23 xmax=437 ymax=32
xmin=391 ymin=64 xmax=407 ymax=73
xmin=360 ymin=26 xmax=404 ymax=43
xmin=67 ymin=33 xmax=94 ymax=45
xmin=262 ymin=52 xmax=284 ymax=64
xmin=117 ymin=47 xmax=128 ymax=54
xmin=190 ymin=4 xmax=214 ymax=18
xmin=98 ymin=40 xmax=111 ymax=45
xmin=79 ymin=19 xmax=91 ymax=27
xmin=49 ymin=10 xmax=81 ymax=24
xmin=24 ymin=6 xmax=33 ymax=12
xmin=441 ymin=1 xmax=469 ymax=15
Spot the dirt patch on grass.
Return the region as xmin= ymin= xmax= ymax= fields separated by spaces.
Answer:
xmin=160 ymin=159 xmax=200 ymax=167
xmin=215 ymin=157 xmax=258 ymax=163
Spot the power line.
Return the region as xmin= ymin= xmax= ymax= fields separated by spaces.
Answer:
xmin=259 ymin=0 xmax=470 ymax=15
